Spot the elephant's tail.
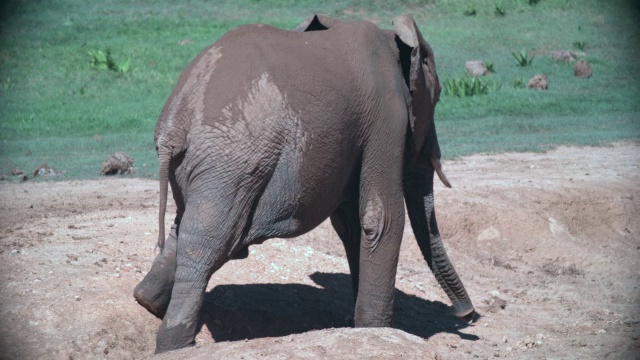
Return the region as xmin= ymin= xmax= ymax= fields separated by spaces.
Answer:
xmin=157 ymin=147 xmax=171 ymax=250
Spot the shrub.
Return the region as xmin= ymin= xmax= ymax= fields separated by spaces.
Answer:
xmin=512 ymin=48 xmax=534 ymax=66
xmin=88 ymin=49 xmax=131 ymax=73
xmin=463 ymin=6 xmax=477 ymax=16
xmin=513 ymin=77 xmax=526 ymax=89
xmin=442 ymin=75 xmax=501 ymax=97
xmin=573 ymin=41 xmax=587 ymax=50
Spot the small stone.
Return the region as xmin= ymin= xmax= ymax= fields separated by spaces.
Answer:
xmin=528 ymin=74 xmax=548 ymax=90
xmin=502 ymin=336 xmax=508 ymax=343
xmin=100 ymin=152 xmax=134 ymax=175
xmin=574 ymin=59 xmax=592 ymax=78
xmin=466 ymin=60 xmax=488 ymax=77
xmin=75 ymin=296 xmax=81 ymax=301
xmin=596 ymin=329 xmax=606 ymax=334
xmin=10 ymin=168 xmax=24 ymax=176
xmin=32 ymin=163 xmax=62 ymax=177
xmin=551 ymin=50 xmax=581 ymax=61
xmin=506 ymin=347 xmax=513 ymax=352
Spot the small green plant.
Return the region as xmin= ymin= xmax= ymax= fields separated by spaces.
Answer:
xmin=573 ymin=41 xmax=587 ymax=50
xmin=513 ymin=77 xmax=526 ymax=89
xmin=463 ymin=6 xmax=477 ymax=16
xmin=88 ymin=49 xmax=131 ymax=73
xmin=494 ymin=4 xmax=506 ymax=16
xmin=512 ymin=48 xmax=534 ymax=66
xmin=442 ymin=75 xmax=501 ymax=97
xmin=486 ymin=62 xmax=495 ymax=73
xmin=0 ymin=77 xmax=12 ymax=91
xmin=528 ymin=0 xmax=540 ymax=5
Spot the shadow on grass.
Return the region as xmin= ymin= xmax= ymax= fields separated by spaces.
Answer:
xmin=199 ymin=272 xmax=479 ymax=342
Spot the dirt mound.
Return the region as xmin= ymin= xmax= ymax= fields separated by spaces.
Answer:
xmin=0 ymin=143 xmax=638 ymax=359
xmin=153 ymin=328 xmax=435 ymax=359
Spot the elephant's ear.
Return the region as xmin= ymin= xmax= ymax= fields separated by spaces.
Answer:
xmin=293 ymin=14 xmax=340 ymax=32
xmin=393 ymin=15 xmax=440 ymax=155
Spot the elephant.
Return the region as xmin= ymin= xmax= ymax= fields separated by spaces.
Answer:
xmin=133 ymin=14 xmax=476 ymax=353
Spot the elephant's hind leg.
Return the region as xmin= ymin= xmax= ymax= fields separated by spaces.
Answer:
xmin=134 ymin=224 xmax=178 ymax=319
xmin=154 ymin=185 xmax=263 ymax=353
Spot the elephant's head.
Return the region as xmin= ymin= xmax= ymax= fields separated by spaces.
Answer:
xmin=392 ymin=15 xmax=451 ymax=188
xmin=392 ymin=17 xmax=476 ymax=321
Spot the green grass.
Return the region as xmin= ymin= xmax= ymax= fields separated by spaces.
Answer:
xmin=0 ymin=0 xmax=639 ymax=180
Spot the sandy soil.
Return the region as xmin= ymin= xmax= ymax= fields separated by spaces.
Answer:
xmin=0 ymin=143 xmax=638 ymax=359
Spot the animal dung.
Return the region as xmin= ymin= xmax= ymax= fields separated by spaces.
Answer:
xmin=574 ymin=59 xmax=592 ymax=78
xmin=528 ymin=74 xmax=548 ymax=90
xmin=100 ymin=152 xmax=134 ymax=175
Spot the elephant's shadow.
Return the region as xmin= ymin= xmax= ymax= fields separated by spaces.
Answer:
xmin=199 ymin=272 xmax=478 ymax=342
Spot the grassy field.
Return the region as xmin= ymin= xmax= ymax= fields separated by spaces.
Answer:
xmin=0 ymin=0 xmax=638 ymax=180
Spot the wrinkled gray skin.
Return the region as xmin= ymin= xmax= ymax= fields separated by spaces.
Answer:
xmin=134 ymin=15 xmax=475 ymax=353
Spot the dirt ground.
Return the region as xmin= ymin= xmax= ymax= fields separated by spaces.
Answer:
xmin=0 ymin=143 xmax=638 ymax=359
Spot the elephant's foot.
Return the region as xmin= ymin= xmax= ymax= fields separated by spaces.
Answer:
xmin=154 ymin=318 xmax=198 ymax=354
xmin=134 ymin=226 xmax=178 ymax=319
xmin=454 ymin=305 xmax=477 ymax=324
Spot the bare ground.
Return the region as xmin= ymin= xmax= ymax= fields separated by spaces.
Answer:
xmin=0 ymin=143 xmax=638 ymax=359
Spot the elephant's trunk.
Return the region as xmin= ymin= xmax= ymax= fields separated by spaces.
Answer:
xmin=157 ymin=147 xmax=171 ymax=249
xmin=403 ymin=163 xmax=475 ymax=321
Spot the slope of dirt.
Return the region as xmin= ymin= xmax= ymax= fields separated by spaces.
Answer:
xmin=153 ymin=328 xmax=436 ymax=360
xmin=0 ymin=143 xmax=638 ymax=359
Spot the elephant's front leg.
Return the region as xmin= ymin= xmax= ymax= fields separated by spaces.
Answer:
xmin=355 ymin=188 xmax=405 ymax=327
xmin=134 ymin=223 xmax=178 ymax=319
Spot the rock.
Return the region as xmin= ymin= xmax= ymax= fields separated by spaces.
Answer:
xmin=551 ymin=50 xmax=583 ymax=61
xmin=466 ymin=60 xmax=488 ymax=77
xmin=574 ymin=59 xmax=592 ymax=78
xmin=100 ymin=152 xmax=134 ymax=175
xmin=528 ymin=74 xmax=548 ymax=90
xmin=152 ymin=328 xmax=437 ymax=360
xmin=0 ymin=175 xmax=5 ymax=181
xmin=10 ymin=168 xmax=24 ymax=176
xmin=487 ymin=295 xmax=508 ymax=312
xmin=32 ymin=163 xmax=62 ymax=177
